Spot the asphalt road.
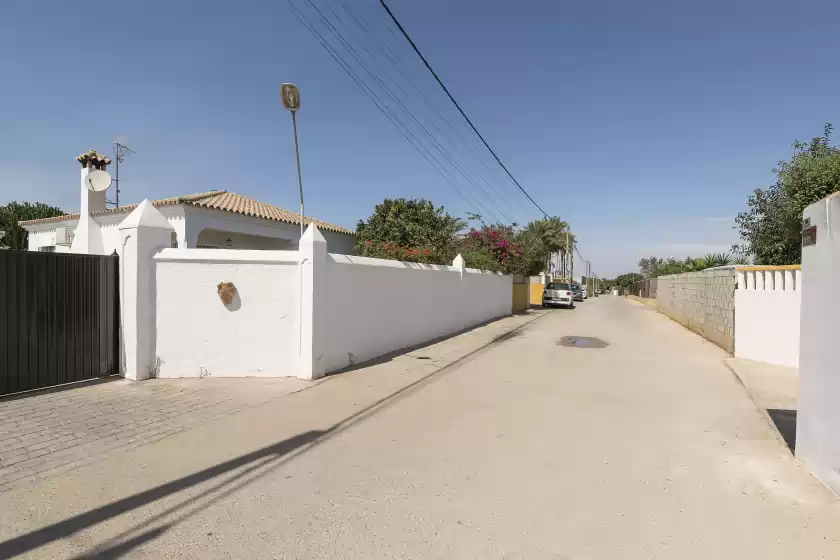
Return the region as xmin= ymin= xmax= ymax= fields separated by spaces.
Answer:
xmin=3 ymin=297 xmax=840 ymax=559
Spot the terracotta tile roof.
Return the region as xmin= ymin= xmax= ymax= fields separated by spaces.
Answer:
xmin=76 ymin=149 xmax=111 ymax=167
xmin=19 ymin=190 xmax=354 ymax=235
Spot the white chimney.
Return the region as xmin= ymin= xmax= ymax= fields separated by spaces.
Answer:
xmin=70 ymin=149 xmax=110 ymax=254
xmin=77 ymin=149 xmax=109 ymax=216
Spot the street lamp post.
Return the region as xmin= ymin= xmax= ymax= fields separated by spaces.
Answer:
xmin=281 ymin=83 xmax=305 ymax=238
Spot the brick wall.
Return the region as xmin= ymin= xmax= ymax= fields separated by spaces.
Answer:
xmin=655 ymin=268 xmax=736 ymax=353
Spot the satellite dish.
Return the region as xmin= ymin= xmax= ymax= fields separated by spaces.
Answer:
xmin=85 ymin=169 xmax=112 ymax=192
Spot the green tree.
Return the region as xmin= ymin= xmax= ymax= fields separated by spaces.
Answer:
xmin=736 ymin=124 xmax=840 ymax=264
xmin=637 ymin=256 xmax=662 ymax=277
xmin=512 ymin=227 xmax=549 ymax=276
xmin=355 ymin=198 xmax=466 ymax=264
xmin=683 ymin=256 xmax=705 ymax=272
xmin=614 ymin=272 xmax=643 ymax=288
xmin=0 ymin=201 xmax=65 ymax=251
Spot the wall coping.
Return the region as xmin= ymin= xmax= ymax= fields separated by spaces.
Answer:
xmin=735 ymin=264 xmax=801 ymax=271
xmin=329 ymin=253 xmax=457 ymax=271
xmin=465 ymin=267 xmax=507 ymax=276
xmin=327 ymin=253 xmax=508 ymax=276
xmin=657 ymin=269 xmax=738 ymax=279
xmin=155 ymin=248 xmax=300 ymax=264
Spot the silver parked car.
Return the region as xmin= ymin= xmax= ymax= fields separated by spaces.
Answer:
xmin=542 ymin=282 xmax=575 ymax=309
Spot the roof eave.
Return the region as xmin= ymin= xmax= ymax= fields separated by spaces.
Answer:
xmin=19 ymin=216 xmax=81 ymax=230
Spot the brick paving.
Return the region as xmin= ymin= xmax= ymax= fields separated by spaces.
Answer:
xmin=0 ymin=377 xmax=311 ymax=492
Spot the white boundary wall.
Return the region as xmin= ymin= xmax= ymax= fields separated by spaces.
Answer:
xmin=155 ymin=249 xmax=301 ymax=378
xmin=734 ymin=268 xmax=802 ymax=368
xmin=322 ymin=255 xmax=511 ymax=373
xmin=139 ymin=224 xmax=512 ymax=380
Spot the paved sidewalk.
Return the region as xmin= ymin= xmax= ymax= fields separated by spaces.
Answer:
xmin=0 ymin=377 xmax=311 ymax=492
xmin=725 ymin=357 xmax=799 ymax=411
xmin=726 ymin=357 xmax=800 ymax=453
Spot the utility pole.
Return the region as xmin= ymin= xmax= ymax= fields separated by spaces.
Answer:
xmin=570 ymin=250 xmax=574 ymax=283
xmin=569 ymin=240 xmax=574 ymax=284
xmin=565 ymin=230 xmax=570 ymax=281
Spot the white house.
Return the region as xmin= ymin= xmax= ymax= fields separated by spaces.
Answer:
xmin=19 ymin=150 xmax=356 ymax=255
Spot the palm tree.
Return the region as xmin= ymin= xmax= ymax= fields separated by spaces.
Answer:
xmin=522 ymin=217 xmax=572 ymax=276
xmin=543 ymin=217 xmax=573 ymax=276
xmin=563 ymin=229 xmax=577 ymax=277
xmin=522 ymin=220 xmax=551 ymax=273
xmin=702 ymin=252 xmax=733 ymax=269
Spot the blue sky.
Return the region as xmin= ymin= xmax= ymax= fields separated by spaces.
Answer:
xmin=2 ymin=0 xmax=839 ymax=276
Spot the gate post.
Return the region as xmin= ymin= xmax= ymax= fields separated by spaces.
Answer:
xmin=797 ymin=194 xmax=840 ymax=494
xmin=298 ymin=224 xmax=328 ymax=380
xmin=118 ymin=200 xmax=175 ymax=381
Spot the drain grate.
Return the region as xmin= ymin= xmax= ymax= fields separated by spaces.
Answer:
xmin=557 ymin=336 xmax=608 ymax=349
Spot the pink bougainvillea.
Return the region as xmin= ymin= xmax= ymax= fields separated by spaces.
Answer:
xmin=459 ymin=224 xmax=525 ymax=273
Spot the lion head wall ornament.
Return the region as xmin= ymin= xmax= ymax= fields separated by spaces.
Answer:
xmin=217 ymin=282 xmax=237 ymax=305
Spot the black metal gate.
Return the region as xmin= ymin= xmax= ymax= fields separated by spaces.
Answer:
xmin=0 ymin=251 xmax=119 ymax=396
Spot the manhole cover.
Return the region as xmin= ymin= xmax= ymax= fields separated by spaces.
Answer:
xmin=557 ymin=336 xmax=608 ymax=349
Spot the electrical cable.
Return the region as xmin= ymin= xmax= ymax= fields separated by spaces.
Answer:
xmin=335 ymin=0 xmax=531 ymax=225
xmin=378 ymin=0 xmax=551 ymax=219
xmin=297 ymin=0 xmax=510 ymax=224
xmin=285 ymin=0 xmax=498 ymax=221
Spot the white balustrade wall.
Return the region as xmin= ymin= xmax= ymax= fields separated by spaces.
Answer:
xmin=734 ymin=267 xmax=802 ymax=368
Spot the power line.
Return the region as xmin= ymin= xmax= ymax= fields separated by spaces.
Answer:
xmin=285 ymin=0 xmax=499 ymax=222
xmin=377 ymin=0 xmax=551 ymax=219
xmin=334 ymin=0 xmax=530 ymax=225
xmin=292 ymin=0 xmax=512 ymax=224
xmin=322 ymin=0 xmax=523 ymax=224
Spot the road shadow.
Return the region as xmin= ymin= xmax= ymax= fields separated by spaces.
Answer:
xmin=767 ymin=409 xmax=797 ymax=453
xmin=0 ymin=431 xmax=326 ymax=559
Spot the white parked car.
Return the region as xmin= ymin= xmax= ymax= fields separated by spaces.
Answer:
xmin=542 ymin=282 xmax=575 ymax=309
xmin=581 ymin=285 xmax=588 ymax=299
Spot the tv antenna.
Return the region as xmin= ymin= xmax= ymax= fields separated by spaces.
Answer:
xmin=111 ymin=141 xmax=138 ymax=208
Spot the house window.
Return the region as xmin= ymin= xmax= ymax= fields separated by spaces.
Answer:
xmin=38 ymin=246 xmax=56 ymax=253
xmin=170 ymin=232 xmax=178 ymax=248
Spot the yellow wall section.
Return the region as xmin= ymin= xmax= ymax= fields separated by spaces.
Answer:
xmin=529 ymin=284 xmax=544 ymax=306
